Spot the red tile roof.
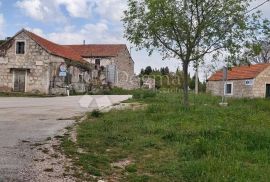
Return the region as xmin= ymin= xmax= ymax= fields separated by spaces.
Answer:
xmin=65 ymin=44 xmax=127 ymax=57
xmin=24 ymin=30 xmax=86 ymax=64
xmin=1 ymin=29 xmax=129 ymax=64
xmin=208 ymin=64 xmax=270 ymax=81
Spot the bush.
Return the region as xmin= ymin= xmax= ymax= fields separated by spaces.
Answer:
xmin=88 ymin=87 xmax=157 ymax=100
xmin=90 ymin=110 xmax=103 ymax=118
xmin=132 ymin=89 xmax=157 ymax=99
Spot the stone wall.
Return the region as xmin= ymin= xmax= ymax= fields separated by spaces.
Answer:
xmin=115 ymin=47 xmax=136 ymax=89
xmin=84 ymin=47 xmax=138 ymax=90
xmin=48 ymin=62 xmax=90 ymax=94
xmin=0 ymin=31 xmax=90 ymax=95
xmin=86 ymin=57 xmax=115 ymax=68
xmin=252 ymin=66 xmax=270 ymax=98
xmin=206 ymin=81 xmax=223 ymax=96
xmin=142 ymin=78 xmax=156 ymax=89
xmin=207 ymin=79 xmax=254 ymax=98
xmin=0 ymin=31 xmax=55 ymax=94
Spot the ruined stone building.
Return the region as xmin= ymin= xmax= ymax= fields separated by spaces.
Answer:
xmin=66 ymin=44 xmax=137 ymax=89
xmin=0 ymin=29 xmax=138 ymax=95
xmin=207 ymin=64 xmax=270 ymax=98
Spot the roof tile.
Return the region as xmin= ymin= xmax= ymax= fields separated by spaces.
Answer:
xmin=24 ymin=30 xmax=86 ymax=64
xmin=208 ymin=64 xmax=270 ymax=81
xmin=66 ymin=44 xmax=127 ymax=57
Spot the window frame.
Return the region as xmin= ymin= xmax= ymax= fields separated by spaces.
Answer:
xmin=224 ymin=82 xmax=233 ymax=96
xmin=245 ymin=79 xmax=254 ymax=86
xmin=15 ymin=40 xmax=26 ymax=55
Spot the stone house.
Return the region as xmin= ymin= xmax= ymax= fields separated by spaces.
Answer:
xmin=207 ymin=64 xmax=270 ymax=98
xmin=66 ymin=44 xmax=138 ymax=89
xmin=0 ymin=29 xmax=137 ymax=95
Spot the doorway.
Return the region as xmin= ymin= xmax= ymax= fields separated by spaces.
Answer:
xmin=14 ymin=70 xmax=26 ymax=92
xmin=266 ymin=84 xmax=270 ymax=98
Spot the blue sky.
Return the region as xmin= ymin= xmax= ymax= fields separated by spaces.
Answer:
xmin=0 ymin=0 xmax=270 ymax=78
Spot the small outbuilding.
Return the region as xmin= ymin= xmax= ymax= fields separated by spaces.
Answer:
xmin=207 ymin=64 xmax=270 ymax=98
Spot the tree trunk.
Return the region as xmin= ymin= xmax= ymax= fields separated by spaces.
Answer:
xmin=182 ymin=62 xmax=189 ymax=107
xmin=195 ymin=65 xmax=199 ymax=95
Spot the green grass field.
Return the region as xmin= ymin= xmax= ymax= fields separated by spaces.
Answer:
xmin=62 ymin=92 xmax=270 ymax=181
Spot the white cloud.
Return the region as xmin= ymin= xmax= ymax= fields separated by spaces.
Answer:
xmin=44 ymin=22 xmax=124 ymax=45
xmin=94 ymin=0 xmax=127 ymax=21
xmin=25 ymin=27 xmax=44 ymax=37
xmin=16 ymin=0 xmax=94 ymax=21
xmin=15 ymin=0 xmax=127 ymax=22
xmin=55 ymin=0 xmax=94 ymax=18
xmin=0 ymin=14 xmax=5 ymax=39
xmin=16 ymin=0 xmax=54 ymax=21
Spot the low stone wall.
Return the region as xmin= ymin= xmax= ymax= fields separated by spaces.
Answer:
xmin=71 ymin=83 xmax=87 ymax=93
xmin=50 ymin=88 xmax=67 ymax=95
xmin=116 ymin=76 xmax=140 ymax=90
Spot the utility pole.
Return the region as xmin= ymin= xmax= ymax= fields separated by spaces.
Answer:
xmin=220 ymin=66 xmax=228 ymax=106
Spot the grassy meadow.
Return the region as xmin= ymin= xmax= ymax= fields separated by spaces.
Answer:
xmin=62 ymin=91 xmax=270 ymax=181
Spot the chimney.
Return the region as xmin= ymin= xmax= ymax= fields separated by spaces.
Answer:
xmin=83 ymin=40 xmax=86 ymax=45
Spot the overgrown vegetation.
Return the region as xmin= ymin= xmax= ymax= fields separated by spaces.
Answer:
xmin=88 ymin=87 xmax=157 ymax=99
xmin=62 ymin=92 xmax=270 ymax=181
xmin=139 ymin=66 xmax=206 ymax=92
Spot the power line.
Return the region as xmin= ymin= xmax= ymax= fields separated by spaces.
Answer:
xmin=246 ymin=0 xmax=270 ymax=14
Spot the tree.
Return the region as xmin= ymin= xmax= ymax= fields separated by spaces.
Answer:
xmin=164 ymin=67 xmax=170 ymax=75
xmin=160 ymin=67 xmax=170 ymax=75
xmin=140 ymin=68 xmax=145 ymax=76
xmin=160 ymin=67 xmax=165 ymax=75
xmin=189 ymin=75 xmax=196 ymax=90
xmin=144 ymin=66 xmax=153 ymax=75
xmin=252 ymin=41 xmax=270 ymax=63
xmin=123 ymin=0 xmax=268 ymax=107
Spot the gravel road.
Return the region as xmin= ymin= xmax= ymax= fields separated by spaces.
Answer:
xmin=0 ymin=95 xmax=131 ymax=181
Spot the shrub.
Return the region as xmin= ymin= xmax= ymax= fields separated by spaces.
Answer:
xmin=132 ymin=90 xmax=156 ymax=99
xmin=90 ymin=110 xmax=103 ymax=118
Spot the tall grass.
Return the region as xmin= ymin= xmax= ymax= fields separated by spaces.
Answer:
xmin=62 ymin=92 xmax=270 ymax=181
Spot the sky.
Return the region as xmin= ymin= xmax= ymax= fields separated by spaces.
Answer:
xmin=0 ymin=0 xmax=269 ymax=79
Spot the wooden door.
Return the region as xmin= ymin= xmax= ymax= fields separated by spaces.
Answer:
xmin=14 ymin=70 xmax=26 ymax=92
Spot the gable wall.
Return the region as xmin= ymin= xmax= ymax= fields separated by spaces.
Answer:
xmin=114 ymin=48 xmax=137 ymax=89
xmin=0 ymin=31 xmax=66 ymax=94
xmin=84 ymin=48 xmax=138 ymax=90
xmin=252 ymin=66 xmax=270 ymax=98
